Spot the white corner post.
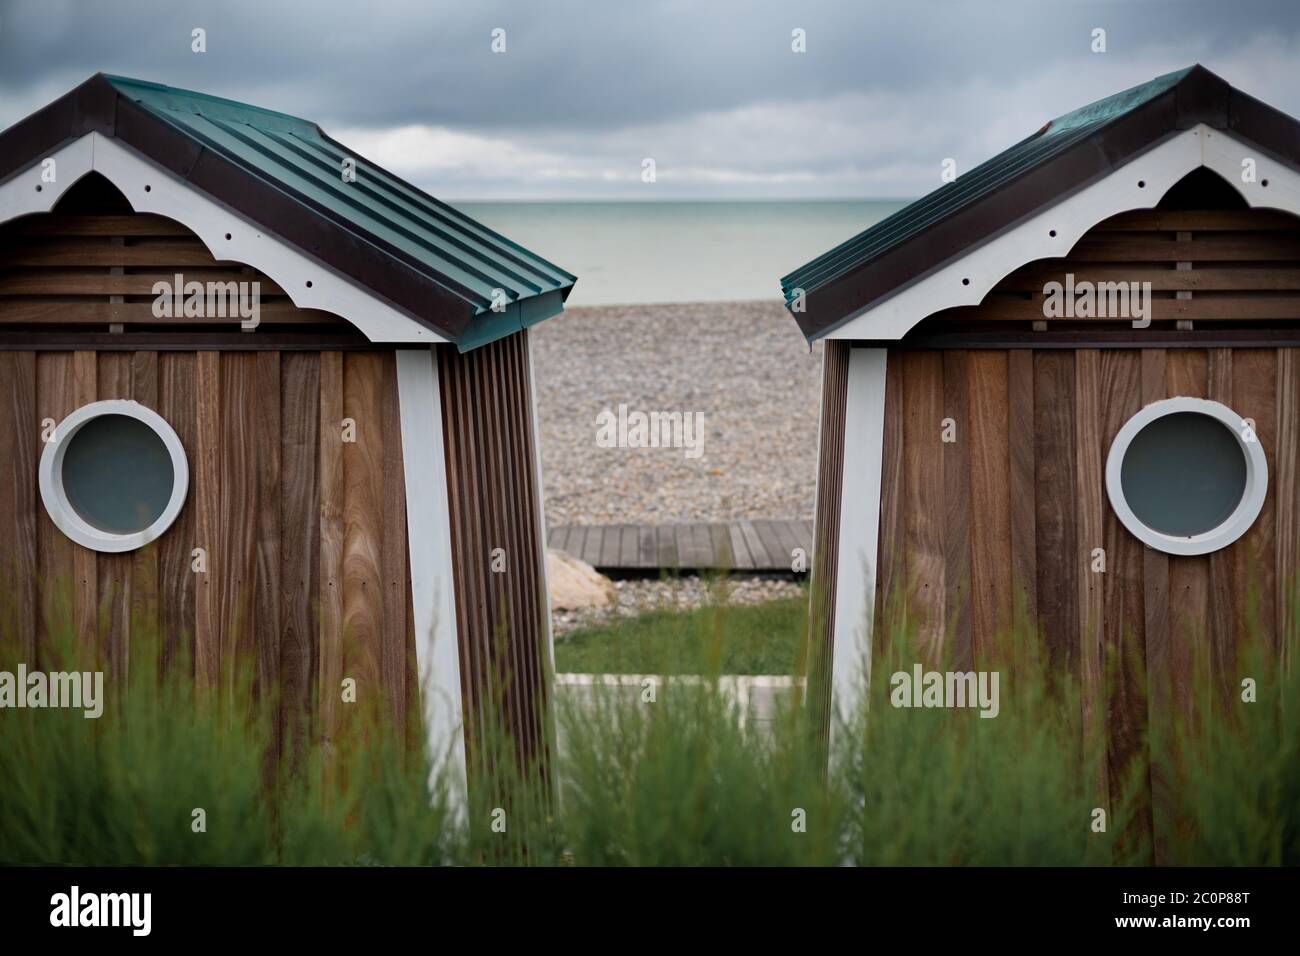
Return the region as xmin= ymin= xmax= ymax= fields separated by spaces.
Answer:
xmin=395 ymin=347 xmax=468 ymax=821
xmin=829 ymin=347 xmax=889 ymax=734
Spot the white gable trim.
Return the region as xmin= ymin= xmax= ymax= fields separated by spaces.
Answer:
xmin=826 ymin=125 xmax=1300 ymax=341
xmin=0 ymin=132 xmax=448 ymax=344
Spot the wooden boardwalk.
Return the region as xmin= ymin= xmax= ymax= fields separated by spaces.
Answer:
xmin=547 ymin=520 xmax=813 ymax=573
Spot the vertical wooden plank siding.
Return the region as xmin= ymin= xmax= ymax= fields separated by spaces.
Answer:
xmin=253 ymin=352 xmax=283 ymax=758
xmin=1007 ymin=351 xmax=1037 ymax=648
xmin=1165 ymin=349 xmax=1210 ymax=718
xmin=1278 ymin=349 xmax=1300 ymax=673
xmin=1207 ymin=349 xmax=1237 ymax=706
xmin=158 ymin=352 xmax=196 ymax=676
xmin=809 ymin=341 xmax=848 ymax=739
xmin=0 ymin=352 xmax=38 ymax=662
xmin=1098 ymin=350 xmax=1149 ymax=852
xmin=71 ymin=351 xmax=97 ymax=657
xmin=35 ymin=353 xmax=77 ymax=659
xmin=7 ymin=348 xmax=414 ymax=774
xmin=96 ymin=352 xmax=132 ymax=683
xmin=1034 ymin=351 xmax=1079 ymax=673
xmin=279 ymin=352 xmax=321 ymax=759
xmin=942 ymin=350 xmax=972 ymax=669
xmin=968 ymin=349 xmax=1013 ymax=665
xmin=868 ymin=342 xmax=1296 ymax=856
xmin=1074 ymin=349 xmax=1110 ymax=807
xmin=379 ymin=352 xmax=412 ymax=739
xmin=318 ymin=352 xmax=345 ymax=756
xmin=901 ymin=351 xmax=947 ymax=662
xmin=194 ymin=351 xmax=221 ymax=690
xmin=130 ymin=351 xmax=160 ymax=657
xmin=1140 ymin=349 xmax=1173 ymax=864
xmin=874 ymin=350 xmax=905 ymax=663
xmin=1231 ymin=349 xmax=1277 ymax=655
xmin=438 ymin=331 xmax=551 ymax=775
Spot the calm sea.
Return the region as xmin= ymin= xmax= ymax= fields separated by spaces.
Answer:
xmin=453 ymin=200 xmax=907 ymax=308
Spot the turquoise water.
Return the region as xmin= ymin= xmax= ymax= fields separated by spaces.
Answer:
xmin=453 ymin=200 xmax=907 ymax=307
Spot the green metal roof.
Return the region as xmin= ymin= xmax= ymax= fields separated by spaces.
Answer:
xmin=103 ymin=75 xmax=576 ymax=345
xmin=780 ymin=67 xmax=1216 ymax=340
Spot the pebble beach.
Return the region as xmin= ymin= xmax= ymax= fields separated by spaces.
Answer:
xmin=532 ymin=300 xmax=824 ymax=527
xmin=533 ymin=300 xmax=821 ymax=634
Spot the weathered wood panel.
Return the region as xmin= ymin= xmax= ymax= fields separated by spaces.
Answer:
xmin=943 ymin=350 xmax=972 ymax=669
xmin=1140 ymin=349 xmax=1173 ymax=864
xmin=0 ymin=352 xmax=37 ymax=661
xmin=871 ymin=344 xmax=1296 ymax=860
xmin=1165 ymin=349 xmax=1210 ymax=717
xmin=439 ymin=330 xmax=550 ymax=775
xmin=968 ymin=349 xmax=1012 ymax=665
xmin=874 ymin=350 xmax=905 ymax=662
xmin=194 ymin=351 xmax=221 ymax=690
xmin=34 ymin=353 xmax=77 ymax=657
xmin=0 ymin=183 xmax=430 ymax=775
xmin=5 ymin=347 xmax=414 ymax=775
xmin=1098 ymin=350 xmax=1149 ymax=849
xmin=1033 ymin=350 xmax=1079 ymax=672
xmin=901 ymin=351 xmax=947 ymax=662
xmin=1074 ymin=349 xmax=1109 ymax=807
xmin=1278 ymin=349 xmax=1300 ymax=673
xmin=318 ymin=352 xmax=345 ymax=755
xmin=1007 ymin=350 xmax=1037 ymax=643
xmin=279 ymin=352 xmax=320 ymax=760
xmin=809 ymin=341 xmax=848 ymax=737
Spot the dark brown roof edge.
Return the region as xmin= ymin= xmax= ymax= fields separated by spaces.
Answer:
xmin=0 ymin=74 xmax=473 ymax=341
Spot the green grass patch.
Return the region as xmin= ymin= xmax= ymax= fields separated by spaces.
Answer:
xmin=553 ymin=586 xmax=806 ymax=675
xmin=2 ymin=581 xmax=1297 ymax=865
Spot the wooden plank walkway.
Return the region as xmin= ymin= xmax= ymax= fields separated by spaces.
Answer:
xmin=547 ymin=520 xmax=813 ymax=573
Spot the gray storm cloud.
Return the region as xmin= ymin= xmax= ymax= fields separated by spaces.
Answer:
xmin=1 ymin=0 xmax=1297 ymax=198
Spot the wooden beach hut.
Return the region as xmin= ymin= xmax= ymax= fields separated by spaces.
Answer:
xmin=784 ymin=66 xmax=1300 ymax=853
xmin=0 ymin=75 xmax=575 ymax=795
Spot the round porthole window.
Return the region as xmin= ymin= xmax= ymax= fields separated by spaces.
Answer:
xmin=1105 ymin=397 xmax=1267 ymax=556
xmin=39 ymin=400 xmax=189 ymax=554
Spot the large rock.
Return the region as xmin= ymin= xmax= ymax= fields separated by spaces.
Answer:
xmin=547 ymin=549 xmax=614 ymax=610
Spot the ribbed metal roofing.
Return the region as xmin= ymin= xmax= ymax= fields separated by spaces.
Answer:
xmin=779 ymin=66 xmax=1246 ymax=341
xmin=105 ymin=76 xmax=575 ymax=321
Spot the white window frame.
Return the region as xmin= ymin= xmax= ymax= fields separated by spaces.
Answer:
xmin=1105 ymin=396 xmax=1267 ymax=556
xmin=39 ymin=400 xmax=190 ymax=554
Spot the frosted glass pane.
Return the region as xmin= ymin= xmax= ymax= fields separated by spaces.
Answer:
xmin=1120 ymin=412 xmax=1246 ymax=537
xmin=62 ymin=414 xmax=174 ymax=534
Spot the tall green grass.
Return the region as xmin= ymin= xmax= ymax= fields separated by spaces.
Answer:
xmin=1 ymin=580 xmax=1295 ymax=865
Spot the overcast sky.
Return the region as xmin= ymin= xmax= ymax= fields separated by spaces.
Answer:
xmin=1 ymin=0 xmax=1297 ymax=199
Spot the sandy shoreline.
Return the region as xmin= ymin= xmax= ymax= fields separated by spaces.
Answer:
xmin=532 ymin=301 xmax=823 ymax=527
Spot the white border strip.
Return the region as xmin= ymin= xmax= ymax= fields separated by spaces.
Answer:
xmin=396 ymin=347 xmax=468 ymax=818
xmin=0 ymin=132 xmax=448 ymax=344
xmin=1104 ymin=397 xmax=1267 ymax=556
xmin=829 ymin=347 xmax=888 ymax=729
xmin=827 ymin=125 xmax=1300 ymax=341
